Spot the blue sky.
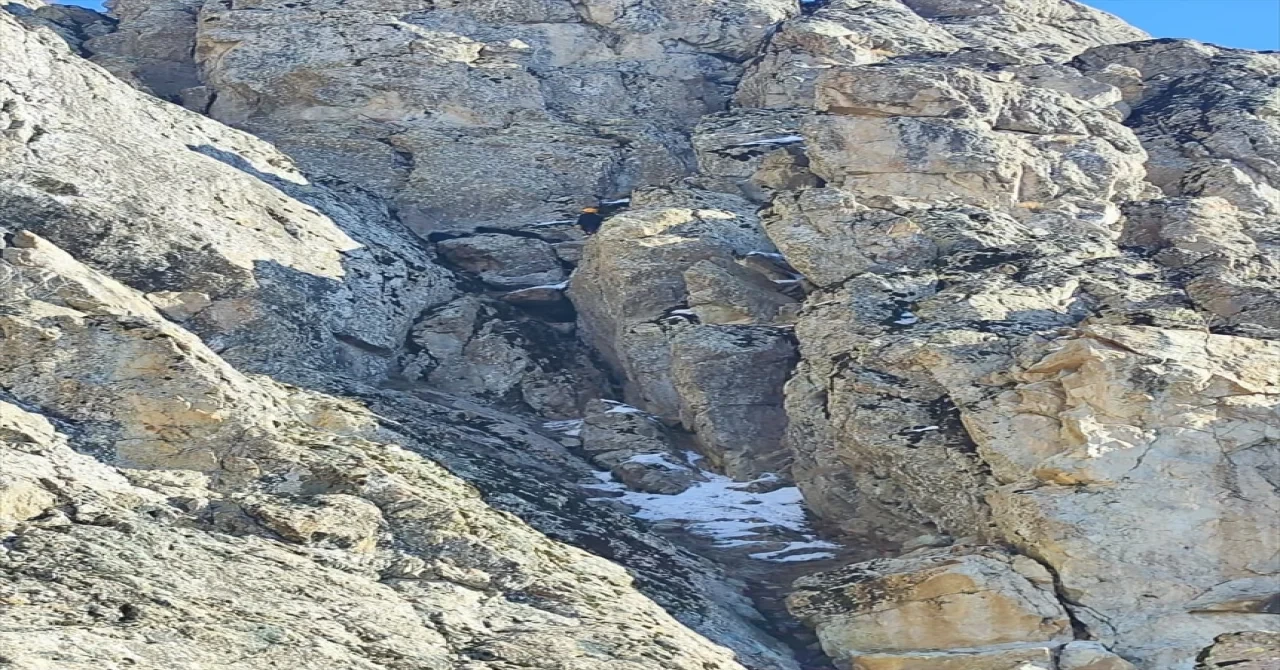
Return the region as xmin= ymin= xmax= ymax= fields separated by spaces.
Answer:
xmin=51 ymin=0 xmax=1280 ymax=52
xmin=1087 ymin=0 xmax=1280 ymax=51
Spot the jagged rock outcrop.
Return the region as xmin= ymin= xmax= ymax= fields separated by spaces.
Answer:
xmin=0 ymin=227 xmax=764 ymax=668
xmin=1075 ymin=40 xmax=1280 ymax=215
xmin=1195 ymin=632 xmax=1280 ymax=670
xmin=1 ymin=12 xmax=456 ymax=380
xmin=8 ymin=0 xmax=1280 ymax=669
xmin=670 ymin=325 xmax=798 ymax=479
xmin=569 ymin=188 xmax=778 ymax=420
xmin=1 ymin=14 xmax=804 ymax=669
xmin=569 ymin=189 xmax=808 ymax=478
xmin=84 ymin=0 xmax=799 ymax=232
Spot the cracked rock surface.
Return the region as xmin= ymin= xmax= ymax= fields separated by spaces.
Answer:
xmin=4 ymin=0 xmax=1280 ymax=669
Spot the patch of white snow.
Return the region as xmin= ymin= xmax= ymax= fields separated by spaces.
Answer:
xmin=748 ymin=540 xmax=840 ymax=561
xmin=581 ymin=450 xmax=842 ymax=562
xmin=771 ymin=551 xmax=837 ymax=562
xmin=525 ymin=280 xmax=568 ymax=290
xmin=624 ymin=453 xmax=691 ymax=471
xmin=733 ymin=135 xmax=805 ymax=148
xmin=602 ymin=401 xmax=645 ymax=415
xmin=543 ymin=418 xmax=583 ymax=437
xmin=893 ymin=310 xmax=919 ymax=325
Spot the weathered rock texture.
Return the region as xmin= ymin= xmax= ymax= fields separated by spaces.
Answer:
xmin=1 ymin=13 xmax=803 ymax=669
xmin=788 ymin=546 xmax=1072 ymax=668
xmin=568 ymin=1 xmax=1280 ymax=668
xmin=85 ymin=0 xmax=799 ymax=232
xmin=7 ymin=0 xmax=1280 ymax=669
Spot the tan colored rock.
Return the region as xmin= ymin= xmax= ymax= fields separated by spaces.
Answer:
xmin=0 ymin=474 xmax=56 ymax=531
xmin=246 ymin=493 xmax=385 ymax=553
xmin=145 ymin=290 xmax=213 ymax=321
xmin=0 ymin=14 xmax=455 ymax=380
xmin=569 ymin=189 xmax=774 ymax=420
xmin=899 ymin=0 xmax=1147 ymax=61
xmin=788 ymin=546 xmax=1072 ymax=666
xmin=89 ymin=0 xmax=797 ymax=231
xmin=0 ymin=228 xmax=780 ymax=670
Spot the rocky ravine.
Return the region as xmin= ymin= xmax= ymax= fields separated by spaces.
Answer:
xmin=1 ymin=1 xmax=1279 ymax=670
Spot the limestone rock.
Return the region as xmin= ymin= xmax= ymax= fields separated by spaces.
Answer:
xmin=899 ymin=0 xmax=1147 ymax=61
xmin=0 ymin=15 xmax=805 ymax=668
xmin=0 ymin=226 xmax=788 ymax=670
xmin=1060 ymin=642 xmax=1138 ymax=670
xmin=980 ymin=326 xmax=1280 ymax=667
xmin=693 ymin=109 xmax=817 ymax=201
xmin=11 ymin=1 xmax=1280 ymax=669
xmin=849 ymin=647 xmax=1057 ymax=670
xmin=89 ymin=0 xmax=799 ymax=231
xmin=245 ymin=493 xmax=385 ymax=553
xmin=2 ymin=1 xmax=115 ymax=51
xmin=1075 ymin=41 xmax=1280 ymax=215
xmin=569 ymin=189 xmax=775 ymax=420
xmin=736 ymin=0 xmax=1143 ymax=112
xmin=145 ymin=290 xmax=213 ymax=321
xmin=787 ymin=546 xmax=1072 ymax=667
xmin=83 ymin=0 xmax=203 ymax=102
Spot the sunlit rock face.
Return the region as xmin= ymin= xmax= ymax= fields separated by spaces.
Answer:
xmin=6 ymin=0 xmax=1280 ymax=669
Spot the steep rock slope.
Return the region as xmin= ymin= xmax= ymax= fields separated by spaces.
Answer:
xmin=0 ymin=13 xmax=803 ymax=669
xmin=569 ymin=1 xmax=1280 ymax=668
xmin=5 ymin=1 xmax=1280 ymax=669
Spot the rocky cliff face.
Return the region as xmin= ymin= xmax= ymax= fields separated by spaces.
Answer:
xmin=2 ymin=0 xmax=1279 ymax=669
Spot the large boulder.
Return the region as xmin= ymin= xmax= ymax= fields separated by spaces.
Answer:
xmin=788 ymin=546 xmax=1072 ymax=668
xmin=569 ymin=188 xmax=775 ymax=421
xmin=1195 ymin=632 xmax=1280 ymax=670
